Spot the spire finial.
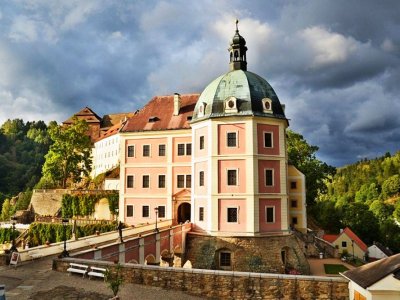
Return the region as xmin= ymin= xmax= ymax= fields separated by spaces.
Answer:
xmin=236 ymin=19 xmax=239 ymax=31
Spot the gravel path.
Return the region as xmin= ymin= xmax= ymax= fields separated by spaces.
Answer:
xmin=0 ymin=256 xmax=205 ymax=299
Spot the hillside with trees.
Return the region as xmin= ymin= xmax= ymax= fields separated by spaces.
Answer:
xmin=315 ymin=152 xmax=400 ymax=252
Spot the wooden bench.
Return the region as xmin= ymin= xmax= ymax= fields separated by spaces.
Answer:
xmin=28 ymin=250 xmax=42 ymax=261
xmin=67 ymin=263 xmax=89 ymax=277
xmin=88 ymin=266 xmax=107 ymax=280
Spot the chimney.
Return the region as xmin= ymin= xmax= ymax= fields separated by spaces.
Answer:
xmin=173 ymin=93 xmax=181 ymax=116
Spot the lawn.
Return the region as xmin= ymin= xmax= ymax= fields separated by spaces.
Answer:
xmin=324 ymin=264 xmax=349 ymax=274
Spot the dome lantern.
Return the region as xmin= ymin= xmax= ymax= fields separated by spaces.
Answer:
xmin=229 ymin=20 xmax=247 ymax=71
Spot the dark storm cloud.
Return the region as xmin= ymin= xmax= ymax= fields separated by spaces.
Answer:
xmin=0 ymin=0 xmax=399 ymax=166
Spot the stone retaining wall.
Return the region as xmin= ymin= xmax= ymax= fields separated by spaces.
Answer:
xmin=53 ymin=258 xmax=349 ymax=299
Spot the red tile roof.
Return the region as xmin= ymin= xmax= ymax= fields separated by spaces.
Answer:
xmin=121 ymin=94 xmax=199 ymax=132
xmin=322 ymin=234 xmax=339 ymax=244
xmin=95 ymin=122 xmax=123 ymax=142
xmin=343 ymin=227 xmax=368 ymax=252
xmin=63 ymin=106 xmax=102 ymax=124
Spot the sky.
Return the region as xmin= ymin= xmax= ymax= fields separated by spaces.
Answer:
xmin=0 ymin=0 xmax=399 ymax=166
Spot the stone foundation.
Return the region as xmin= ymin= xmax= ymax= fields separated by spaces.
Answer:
xmin=53 ymin=258 xmax=349 ymax=300
xmin=185 ymin=233 xmax=310 ymax=274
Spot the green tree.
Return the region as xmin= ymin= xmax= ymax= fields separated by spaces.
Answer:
xmin=369 ymin=199 xmax=394 ymax=222
xmin=287 ymin=130 xmax=335 ymax=207
xmin=41 ymin=118 xmax=92 ymax=188
xmin=0 ymin=198 xmax=11 ymax=221
xmin=382 ymin=175 xmax=400 ymax=198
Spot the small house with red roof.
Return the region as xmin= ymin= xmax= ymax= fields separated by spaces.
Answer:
xmin=323 ymin=227 xmax=368 ymax=260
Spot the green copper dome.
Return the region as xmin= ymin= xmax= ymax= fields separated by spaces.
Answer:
xmin=192 ymin=69 xmax=286 ymax=122
xmin=192 ymin=23 xmax=286 ymax=123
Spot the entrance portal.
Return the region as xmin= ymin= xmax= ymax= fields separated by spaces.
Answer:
xmin=177 ymin=202 xmax=191 ymax=223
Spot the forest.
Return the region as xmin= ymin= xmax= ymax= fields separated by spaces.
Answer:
xmin=0 ymin=118 xmax=399 ymax=252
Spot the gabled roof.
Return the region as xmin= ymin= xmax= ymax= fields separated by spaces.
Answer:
xmin=370 ymin=241 xmax=393 ymax=257
xmin=322 ymin=227 xmax=368 ymax=252
xmin=322 ymin=234 xmax=339 ymax=244
xmin=101 ymin=112 xmax=137 ymax=128
xmin=121 ymin=94 xmax=199 ymax=133
xmin=63 ymin=106 xmax=102 ymax=124
xmin=95 ymin=122 xmax=123 ymax=142
xmin=342 ymin=227 xmax=368 ymax=252
xmin=342 ymin=253 xmax=400 ymax=289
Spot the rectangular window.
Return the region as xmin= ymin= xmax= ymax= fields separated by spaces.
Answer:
xmin=264 ymin=132 xmax=273 ymax=148
xmin=186 ymin=175 xmax=191 ymax=188
xmin=158 ymin=175 xmax=166 ymax=188
xmin=143 ymin=145 xmax=150 ymax=157
xmin=199 ymin=207 xmax=204 ymax=221
xmin=227 ymin=132 xmax=237 ymax=147
xmin=177 ymin=144 xmax=185 ymax=156
xmin=227 ymin=207 xmax=238 ymax=223
xmin=158 ymin=144 xmax=166 ymax=156
xmin=292 ymin=217 xmax=298 ymax=225
xmin=266 ymin=206 xmax=275 ymax=223
xmin=199 ymin=171 xmax=204 ymax=186
xmin=200 ymin=136 xmax=204 ymax=150
xmin=127 ymin=175 xmax=134 ymax=188
xmin=127 ymin=145 xmax=135 ymax=157
xmin=186 ymin=143 xmax=192 ymax=155
xmin=291 ymin=200 xmax=297 ymax=208
xmin=220 ymin=252 xmax=231 ymax=267
xmin=142 ymin=175 xmax=150 ymax=188
xmin=158 ymin=206 xmax=166 ymax=218
xmin=265 ymin=169 xmax=273 ymax=186
xmin=127 ymin=205 xmax=133 ymax=217
xmin=142 ymin=205 xmax=150 ymax=218
xmin=227 ymin=169 xmax=237 ymax=186
xmin=291 ymin=181 xmax=297 ymax=189
xmin=177 ymin=175 xmax=185 ymax=188
xmin=342 ymin=241 xmax=347 ymax=248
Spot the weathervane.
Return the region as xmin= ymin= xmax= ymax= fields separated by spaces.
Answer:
xmin=236 ymin=19 xmax=239 ymax=31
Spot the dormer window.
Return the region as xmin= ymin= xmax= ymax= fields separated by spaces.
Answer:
xmin=198 ymin=102 xmax=206 ymax=118
xmin=148 ymin=116 xmax=158 ymax=123
xmin=262 ymin=98 xmax=273 ymax=114
xmin=224 ymin=96 xmax=238 ymax=113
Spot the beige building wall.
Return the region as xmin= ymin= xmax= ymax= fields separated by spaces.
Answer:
xmin=334 ymin=234 xmax=365 ymax=259
xmin=288 ymin=165 xmax=307 ymax=232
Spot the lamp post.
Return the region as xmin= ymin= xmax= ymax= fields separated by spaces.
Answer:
xmin=154 ymin=207 xmax=159 ymax=233
xmin=351 ymin=239 xmax=354 ymax=261
xmin=10 ymin=216 xmax=17 ymax=253
xmin=61 ymin=219 xmax=69 ymax=257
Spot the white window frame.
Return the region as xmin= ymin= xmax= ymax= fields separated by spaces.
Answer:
xmin=158 ymin=174 xmax=166 ymax=188
xmin=227 ymin=206 xmax=239 ymax=223
xmin=263 ymin=131 xmax=273 ymax=148
xmin=227 ymin=168 xmax=238 ymax=186
xmin=126 ymin=205 xmax=134 ymax=217
xmin=143 ymin=144 xmax=151 ymax=157
xmin=158 ymin=144 xmax=166 ymax=156
xmin=265 ymin=206 xmax=275 ymax=223
xmin=142 ymin=174 xmax=150 ymax=188
xmin=177 ymin=143 xmax=185 ymax=156
xmin=264 ymin=168 xmax=274 ymax=187
xmin=226 ymin=131 xmax=238 ymax=148
xmin=127 ymin=175 xmax=134 ymax=188
xmin=142 ymin=205 xmax=150 ymax=218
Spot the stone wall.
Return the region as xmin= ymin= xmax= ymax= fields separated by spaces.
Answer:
xmin=53 ymin=258 xmax=349 ymax=299
xmin=185 ymin=233 xmax=310 ymax=274
xmin=30 ymin=189 xmax=66 ymax=216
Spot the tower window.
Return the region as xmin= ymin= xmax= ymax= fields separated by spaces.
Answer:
xmin=200 ymin=136 xmax=204 ymax=150
xmin=227 ymin=169 xmax=237 ymax=186
xmin=265 ymin=169 xmax=274 ymax=186
xmin=127 ymin=145 xmax=135 ymax=157
xmin=264 ymin=132 xmax=273 ymax=148
xmin=227 ymin=132 xmax=237 ymax=147
xmin=227 ymin=207 xmax=238 ymax=223
xmin=199 ymin=171 xmax=204 ymax=186
xmin=199 ymin=207 xmax=204 ymax=221
xmin=266 ymin=206 xmax=275 ymax=223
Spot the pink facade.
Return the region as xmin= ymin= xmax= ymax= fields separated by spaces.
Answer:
xmin=259 ymin=198 xmax=281 ymax=232
xmin=125 ymin=137 xmax=168 ymax=164
xmin=172 ymin=166 xmax=191 ymax=194
xmin=172 ymin=136 xmax=192 ymax=163
xmin=218 ymin=123 xmax=246 ymax=155
xmin=124 ymin=198 xmax=167 ymax=224
xmin=125 ymin=167 xmax=167 ymax=193
xmin=218 ymin=160 xmax=246 ymax=193
xmin=258 ymin=160 xmax=281 ymax=193
xmin=257 ymin=124 xmax=280 ymax=156
xmin=218 ymin=198 xmax=247 ymax=232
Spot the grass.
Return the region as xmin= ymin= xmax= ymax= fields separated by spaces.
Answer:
xmin=324 ymin=264 xmax=349 ymax=274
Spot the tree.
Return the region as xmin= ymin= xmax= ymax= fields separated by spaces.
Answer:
xmin=41 ymin=118 xmax=92 ymax=188
xmin=286 ymin=130 xmax=335 ymax=207
xmin=382 ymin=175 xmax=400 ymax=198
xmin=1 ymin=198 xmax=11 ymax=221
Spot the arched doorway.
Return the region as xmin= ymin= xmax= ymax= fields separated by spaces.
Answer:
xmin=177 ymin=202 xmax=191 ymax=223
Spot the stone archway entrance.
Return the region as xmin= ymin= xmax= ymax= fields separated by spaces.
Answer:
xmin=177 ymin=202 xmax=191 ymax=223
